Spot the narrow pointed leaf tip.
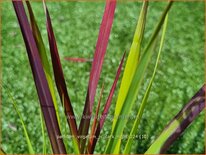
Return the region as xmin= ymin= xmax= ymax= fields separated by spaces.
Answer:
xmin=78 ymin=0 xmax=116 ymax=152
xmin=12 ymin=0 xmax=66 ymax=153
xmin=26 ymin=1 xmax=68 ymax=153
xmin=25 ymin=0 xmax=62 ymax=133
xmin=145 ymin=84 xmax=205 ymax=154
xmin=112 ymin=1 xmax=148 ymax=153
xmin=42 ymin=1 xmax=80 ymax=151
xmin=84 ymin=0 xmax=116 ymax=113
xmin=113 ymin=0 xmax=148 ymax=128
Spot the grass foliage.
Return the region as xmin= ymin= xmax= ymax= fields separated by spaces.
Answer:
xmin=1 ymin=1 xmax=205 ymax=154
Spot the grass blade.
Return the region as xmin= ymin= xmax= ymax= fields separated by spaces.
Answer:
xmin=42 ymin=1 xmax=80 ymax=152
xmin=26 ymin=0 xmax=61 ymax=131
xmin=124 ymin=14 xmax=169 ymax=154
xmin=78 ymin=0 xmax=116 ymax=152
xmin=3 ymin=86 xmax=35 ymax=154
xmin=112 ymin=2 xmax=148 ymax=152
xmin=105 ymin=2 xmax=173 ymax=153
xmin=12 ymin=1 xmax=66 ymax=153
xmin=39 ymin=107 xmax=46 ymax=154
xmin=145 ymin=84 xmax=205 ymax=154
xmin=88 ymin=52 xmax=125 ymax=153
xmin=87 ymin=82 xmax=105 ymax=153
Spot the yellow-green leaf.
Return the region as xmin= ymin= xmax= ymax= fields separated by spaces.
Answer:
xmin=124 ymin=13 xmax=169 ymax=154
xmin=111 ymin=1 xmax=148 ymax=153
xmin=105 ymin=2 xmax=173 ymax=153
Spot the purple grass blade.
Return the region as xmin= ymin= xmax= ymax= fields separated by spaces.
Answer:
xmin=12 ymin=0 xmax=66 ymax=153
xmin=89 ymin=52 xmax=126 ymax=153
xmin=42 ymin=0 xmax=79 ymax=142
xmin=78 ymin=0 xmax=116 ymax=152
xmin=145 ymin=84 xmax=205 ymax=154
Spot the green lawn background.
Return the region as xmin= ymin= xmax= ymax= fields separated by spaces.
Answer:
xmin=1 ymin=1 xmax=205 ymax=154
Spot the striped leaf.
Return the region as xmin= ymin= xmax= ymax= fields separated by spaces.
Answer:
xmin=145 ymin=84 xmax=205 ymax=154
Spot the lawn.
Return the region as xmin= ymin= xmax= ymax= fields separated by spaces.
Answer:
xmin=1 ymin=1 xmax=205 ymax=154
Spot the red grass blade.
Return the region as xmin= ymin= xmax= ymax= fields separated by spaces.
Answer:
xmin=78 ymin=0 xmax=116 ymax=152
xmin=64 ymin=57 xmax=93 ymax=63
xmin=87 ymin=82 xmax=105 ymax=153
xmin=89 ymin=52 xmax=126 ymax=153
xmin=12 ymin=0 xmax=66 ymax=153
xmin=42 ymin=0 xmax=79 ymax=144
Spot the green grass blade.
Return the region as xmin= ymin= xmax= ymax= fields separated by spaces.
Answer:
xmin=105 ymin=31 xmax=158 ymax=154
xmin=26 ymin=1 xmax=61 ymax=127
xmin=113 ymin=1 xmax=148 ymax=127
xmin=39 ymin=108 xmax=46 ymax=154
xmin=112 ymin=2 xmax=148 ymax=153
xmin=145 ymin=85 xmax=205 ymax=154
xmin=105 ymin=2 xmax=173 ymax=153
xmin=123 ymin=14 xmax=169 ymax=154
xmin=4 ymin=86 xmax=35 ymax=154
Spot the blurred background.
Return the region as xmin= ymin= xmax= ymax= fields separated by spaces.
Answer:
xmin=1 ymin=1 xmax=205 ymax=154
